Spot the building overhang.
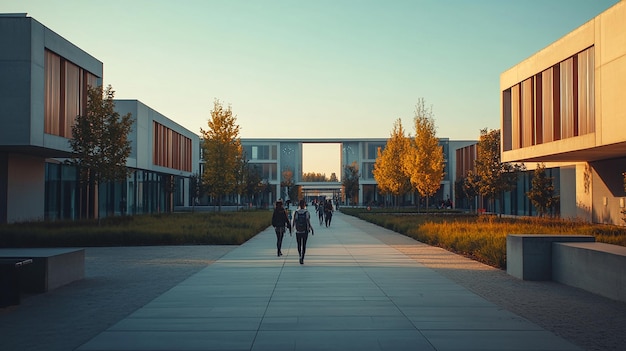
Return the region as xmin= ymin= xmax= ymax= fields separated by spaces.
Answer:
xmin=0 ymin=145 xmax=73 ymax=159
xmin=502 ymin=136 xmax=626 ymax=164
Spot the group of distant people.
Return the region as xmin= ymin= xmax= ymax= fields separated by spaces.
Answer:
xmin=316 ymin=199 xmax=334 ymax=227
xmin=270 ymin=198 xmax=335 ymax=265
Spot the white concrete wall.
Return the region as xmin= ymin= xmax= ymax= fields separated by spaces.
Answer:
xmin=559 ymin=166 xmax=578 ymax=220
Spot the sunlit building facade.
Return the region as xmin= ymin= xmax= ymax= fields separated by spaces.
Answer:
xmin=0 ymin=14 xmax=198 ymax=223
xmin=500 ymin=1 xmax=626 ymax=225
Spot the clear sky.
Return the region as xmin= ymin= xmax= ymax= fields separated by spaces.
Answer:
xmin=2 ymin=0 xmax=620 ymax=176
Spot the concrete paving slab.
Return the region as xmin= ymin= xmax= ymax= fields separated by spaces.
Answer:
xmin=76 ymin=209 xmax=582 ymax=351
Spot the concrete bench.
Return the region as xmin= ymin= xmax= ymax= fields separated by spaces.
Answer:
xmin=553 ymin=242 xmax=626 ymax=303
xmin=0 ymin=258 xmax=33 ymax=307
xmin=506 ymin=234 xmax=595 ymax=280
xmin=0 ymin=248 xmax=85 ymax=293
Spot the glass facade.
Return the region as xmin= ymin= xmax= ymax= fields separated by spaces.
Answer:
xmin=45 ymin=162 xmax=187 ymax=220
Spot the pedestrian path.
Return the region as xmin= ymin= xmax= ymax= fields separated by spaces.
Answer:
xmin=77 ymin=209 xmax=581 ymax=351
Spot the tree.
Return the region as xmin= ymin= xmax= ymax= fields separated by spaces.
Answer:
xmin=343 ymin=161 xmax=360 ymax=206
xmin=474 ymin=128 xmax=523 ymax=214
xmin=200 ymin=99 xmax=243 ymax=211
xmin=281 ymin=167 xmax=296 ymax=202
xmin=462 ymin=170 xmax=480 ymax=212
xmin=302 ymin=172 xmax=327 ymax=182
xmin=526 ymin=163 xmax=558 ymax=217
xmin=403 ymin=98 xmax=444 ymax=210
xmin=242 ymin=164 xmax=265 ymax=208
xmin=373 ymin=118 xmax=412 ymax=207
xmin=329 ymin=173 xmax=338 ymax=182
xmin=68 ymin=85 xmax=133 ymax=219
xmin=189 ymin=172 xmax=205 ymax=211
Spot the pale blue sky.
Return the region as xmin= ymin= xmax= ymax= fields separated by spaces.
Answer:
xmin=2 ymin=0 xmax=620 ymax=176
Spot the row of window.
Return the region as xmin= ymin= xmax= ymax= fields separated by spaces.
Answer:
xmin=455 ymin=144 xmax=477 ymax=180
xmin=45 ymin=162 xmax=186 ymax=220
xmin=503 ymin=46 xmax=595 ymax=151
xmin=44 ymin=50 xmax=98 ymax=138
xmin=243 ymin=145 xmax=278 ymax=161
xmin=153 ymin=122 xmax=193 ymax=172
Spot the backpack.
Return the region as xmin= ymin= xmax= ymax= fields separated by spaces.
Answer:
xmin=295 ymin=210 xmax=308 ymax=232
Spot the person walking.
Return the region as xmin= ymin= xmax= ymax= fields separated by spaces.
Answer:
xmin=317 ymin=201 xmax=325 ymax=226
xmin=292 ymin=199 xmax=314 ymax=264
xmin=324 ymin=199 xmax=333 ymax=227
xmin=271 ymin=199 xmax=290 ymax=257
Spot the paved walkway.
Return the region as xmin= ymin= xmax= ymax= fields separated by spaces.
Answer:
xmin=74 ymin=210 xmax=582 ymax=351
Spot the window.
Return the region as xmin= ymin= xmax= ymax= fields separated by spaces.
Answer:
xmin=363 ymin=142 xmax=385 ymax=159
xmin=503 ymin=46 xmax=595 ymax=149
xmin=44 ymin=50 xmax=98 ymax=138
xmin=577 ymin=47 xmax=595 ymax=135
xmin=153 ymin=122 xmax=192 ymax=172
xmin=244 ymin=145 xmax=276 ymax=160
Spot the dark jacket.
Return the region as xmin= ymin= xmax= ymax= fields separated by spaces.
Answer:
xmin=272 ymin=208 xmax=289 ymax=227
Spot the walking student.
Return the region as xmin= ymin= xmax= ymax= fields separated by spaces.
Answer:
xmin=271 ymin=199 xmax=290 ymax=257
xmin=317 ymin=201 xmax=324 ymax=226
xmin=292 ymin=199 xmax=314 ymax=264
xmin=324 ymin=199 xmax=333 ymax=227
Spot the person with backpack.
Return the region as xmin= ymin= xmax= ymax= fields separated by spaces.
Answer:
xmin=271 ymin=199 xmax=291 ymax=257
xmin=292 ymin=199 xmax=314 ymax=264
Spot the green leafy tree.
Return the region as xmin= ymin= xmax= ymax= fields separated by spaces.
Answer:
xmin=200 ymin=99 xmax=243 ymax=211
xmin=526 ymin=163 xmax=558 ymax=217
xmin=329 ymin=173 xmax=338 ymax=182
xmin=68 ymin=85 xmax=133 ymax=219
xmin=342 ymin=161 xmax=360 ymax=206
xmin=373 ymin=118 xmax=412 ymax=207
xmin=462 ymin=170 xmax=480 ymax=212
xmin=403 ymin=98 xmax=444 ymax=210
xmin=474 ymin=128 xmax=523 ymax=214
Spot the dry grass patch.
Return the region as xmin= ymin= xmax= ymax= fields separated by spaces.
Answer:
xmin=0 ymin=210 xmax=272 ymax=247
xmin=342 ymin=208 xmax=626 ymax=269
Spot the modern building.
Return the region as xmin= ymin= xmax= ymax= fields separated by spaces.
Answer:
xmin=240 ymin=138 xmax=476 ymax=207
xmin=499 ymin=1 xmax=626 ymax=225
xmin=0 ymin=14 xmax=198 ymax=223
xmin=1 ymin=13 xmax=475 ymax=222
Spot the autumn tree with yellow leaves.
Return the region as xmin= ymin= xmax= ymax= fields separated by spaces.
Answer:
xmin=200 ymin=99 xmax=244 ymax=211
xmin=403 ymin=98 xmax=444 ymax=210
xmin=373 ymin=118 xmax=412 ymax=207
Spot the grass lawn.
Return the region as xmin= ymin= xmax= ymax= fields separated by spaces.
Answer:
xmin=341 ymin=208 xmax=626 ymax=269
xmin=0 ymin=210 xmax=273 ymax=248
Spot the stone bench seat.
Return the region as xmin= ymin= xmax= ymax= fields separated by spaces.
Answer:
xmin=0 ymin=258 xmax=33 ymax=307
xmin=0 ymin=248 xmax=85 ymax=293
xmin=507 ymin=234 xmax=626 ymax=303
xmin=553 ymin=242 xmax=626 ymax=303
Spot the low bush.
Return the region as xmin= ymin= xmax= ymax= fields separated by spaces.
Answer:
xmin=341 ymin=208 xmax=626 ymax=269
xmin=0 ymin=210 xmax=272 ymax=247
